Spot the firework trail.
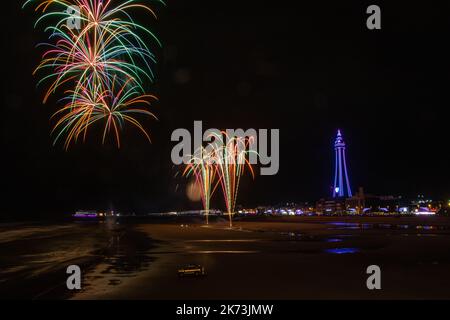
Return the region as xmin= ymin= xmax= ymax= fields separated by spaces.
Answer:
xmin=52 ymin=77 xmax=158 ymax=149
xmin=214 ymin=132 xmax=256 ymax=227
xmin=183 ymin=132 xmax=256 ymax=227
xmin=183 ymin=146 xmax=220 ymax=225
xmin=23 ymin=0 xmax=164 ymax=147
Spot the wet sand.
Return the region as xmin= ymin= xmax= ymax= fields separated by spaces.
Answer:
xmin=72 ymin=216 xmax=450 ymax=300
xmin=2 ymin=216 xmax=450 ymax=299
xmin=0 ymin=219 xmax=143 ymax=299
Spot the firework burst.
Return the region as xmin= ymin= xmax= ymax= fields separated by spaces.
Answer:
xmin=52 ymin=77 xmax=158 ymax=149
xmin=23 ymin=0 xmax=164 ymax=148
xmin=214 ymin=132 xmax=256 ymax=227
xmin=183 ymin=132 xmax=256 ymax=227
xmin=183 ymin=146 xmax=220 ymax=225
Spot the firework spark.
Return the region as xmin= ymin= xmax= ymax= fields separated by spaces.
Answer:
xmin=183 ymin=132 xmax=256 ymax=227
xmin=23 ymin=0 xmax=164 ymax=147
xmin=183 ymin=146 xmax=220 ymax=225
xmin=214 ymin=132 xmax=256 ymax=227
xmin=52 ymin=77 xmax=158 ymax=149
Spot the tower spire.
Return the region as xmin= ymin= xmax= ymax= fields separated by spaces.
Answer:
xmin=333 ymin=129 xmax=352 ymax=198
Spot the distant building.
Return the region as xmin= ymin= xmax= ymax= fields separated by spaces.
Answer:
xmin=316 ymin=197 xmax=346 ymax=214
xmin=332 ymin=130 xmax=353 ymax=198
xmin=345 ymin=187 xmax=400 ymax=214
xmin=73 ymin=210 xmax=98 ymax=218
xmin=408 ymin=195 xmax=443 ymax=215
xmin=315 ymin=129 xmax=354 ymax=215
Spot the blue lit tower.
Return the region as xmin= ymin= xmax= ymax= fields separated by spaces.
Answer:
xmin=332 ymin=129 xmax=352 ymax=198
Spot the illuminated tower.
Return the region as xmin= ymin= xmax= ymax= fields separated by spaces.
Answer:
xmin=332 ymin=129 xmax=352 ymax=198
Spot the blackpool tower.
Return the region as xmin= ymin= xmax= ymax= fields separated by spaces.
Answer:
xmin=332 ymin=129 xmax=352 ymax=198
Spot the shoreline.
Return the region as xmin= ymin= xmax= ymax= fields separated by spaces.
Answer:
xmin=75 ymin=217 xmax=450 ymax=300
xmin=2 ymin=216 xmax=450 ymax=300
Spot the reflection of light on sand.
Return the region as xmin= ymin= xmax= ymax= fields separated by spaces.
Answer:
xmin=324 ymin=248 xmax=359 ymax=254
xmin=0 ymin=265 xmax=29 ymax=279
xmin=187 ymin=239 xmax=262 ymax=243
xmin=0 ymin=249 xmax=92 ymax=279
xmin=199 ymin=225 xmax=253 ymax=232
xmin=187 ymin=250 xmax=260 ymax=254
xmin=0 ymin=225 xmax=73 ymax=244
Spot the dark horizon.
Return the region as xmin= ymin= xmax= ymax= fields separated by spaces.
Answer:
xmin=1 ymin=1 xmax=449 ymax=219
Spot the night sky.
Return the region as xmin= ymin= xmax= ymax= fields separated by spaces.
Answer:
xmin=1 ymin=1 xmax=449 ymax=219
